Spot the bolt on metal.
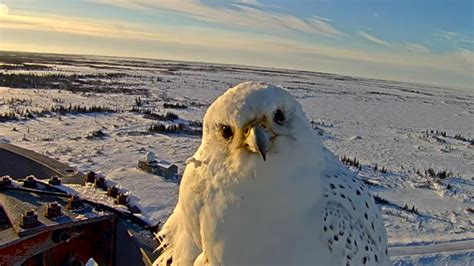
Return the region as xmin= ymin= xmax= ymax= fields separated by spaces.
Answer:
xmin=107 ymin=186 xmax=119 ymax=198
xmin=45 ymin=201 xmax=62 ymax=218
xmin=84 ymin=171 xmax=96 ymax=183
xmin=115 ymin=193 xmax=128 ymax=205
xmin=94 ymin=176 xmax=107 ymax=190
xmin=48 ymin=175 xmax=61 ymax=185
xmin=66 ymin=195 xmax=84 ymax=210
xmin=0 ymin=176 xmax=12 ymax=187
xmin=21 ymin=210 xmax=40 ymax=228
xmin=23 ymin=175 xmax=37 ymax=188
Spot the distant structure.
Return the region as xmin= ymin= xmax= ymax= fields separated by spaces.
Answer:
xmin=138 ymin=152 xmax=178 ymax=180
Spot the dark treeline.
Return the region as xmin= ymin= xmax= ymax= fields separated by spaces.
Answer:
xmin=51 ymin=104 xmax=117 ymax=115
xmin=0 ymin=72 xmax=123 ymax=88
xmin=149 ymin=122 xmax=202 ymax=136
xmin=0 ymin=64 xmax=52 ymax=71
xmin=424 ymin=129 xmax=473 ymax=145
xmin=0 ymin=72 xmax=146 ymax=94
xmin=163 ymin=102 xmax=188 ymax=109
xmin=0 ymin=104 xmax=116 ymax=123
xmin=340 ymin=155 xmax=362 ymax=171
xmin=340 ymin=155 xmax=388 ymax=173
xmin=131 ymin=107 xmax=180 ymax=121
xmin=417 ymin=168 xmax=453 ymax=180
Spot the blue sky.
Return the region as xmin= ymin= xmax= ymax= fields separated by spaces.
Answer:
xmin=0 ymin=0 xmax=472 ymax=88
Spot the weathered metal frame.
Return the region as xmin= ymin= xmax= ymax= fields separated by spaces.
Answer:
xmin=0 ymin=144 xmax=159 ymax=265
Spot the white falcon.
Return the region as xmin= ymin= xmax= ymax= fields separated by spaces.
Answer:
xmin=155 ymin=81 xmax=389 ymax=266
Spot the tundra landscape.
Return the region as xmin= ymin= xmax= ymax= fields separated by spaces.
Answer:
xmin=0 ymin=51 xmax=472 ymax=265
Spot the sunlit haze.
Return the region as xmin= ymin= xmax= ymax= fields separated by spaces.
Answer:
xmin=0 ymin=0 xmax=472 ymax=88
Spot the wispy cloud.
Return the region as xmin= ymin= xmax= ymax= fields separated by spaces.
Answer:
xmin=0 ymin=13 xmax=171 ymax=40
xmin=10 ymin=11 xmax=473 ymax=73
xmin=1 ymin=3 xmax=472 ymax=88
xmin=237 ymin=0 xmax=261 ymax=6
xmin=0 ymin=12 xmax=354 ymax=59
xmin=91 ymin=0 xmax=346 ymax=37
xmin=359 ymin=31 xmax=392 ymax=47
xmin=434 ymin=30 xmax=474 ymax=44
xmin=405 ymin=43 xmax=429 ymax=53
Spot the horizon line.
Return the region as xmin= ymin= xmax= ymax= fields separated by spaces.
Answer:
xmin=0 ymin=48 xmax=471 ymax=92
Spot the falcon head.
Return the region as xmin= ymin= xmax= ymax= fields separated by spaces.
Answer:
xmin=202 ymin=81 xmax=316 ymax=165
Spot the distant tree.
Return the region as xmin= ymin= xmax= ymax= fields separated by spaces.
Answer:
xmin=135 ymin=97 xmax=142 ymax=106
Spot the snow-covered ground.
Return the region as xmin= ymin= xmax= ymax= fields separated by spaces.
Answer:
xmin=0 ymin=52 xmax=472 ymax=264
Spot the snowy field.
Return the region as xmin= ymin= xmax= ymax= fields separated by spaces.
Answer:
xmin=0 ymin=51 xmax=473 ymax=265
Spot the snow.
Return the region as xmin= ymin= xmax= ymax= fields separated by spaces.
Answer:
xmin=156 ymin=160 xmax=175 ymax=169
xmin=0 ymin=52 xmax=473 ymax=264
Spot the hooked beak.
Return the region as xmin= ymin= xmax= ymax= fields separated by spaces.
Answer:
xmin=245 ymin=124 xmax=271 ymax=161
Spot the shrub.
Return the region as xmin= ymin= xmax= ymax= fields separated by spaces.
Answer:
xmin=163 ymin=102 xmax=188 ymax=109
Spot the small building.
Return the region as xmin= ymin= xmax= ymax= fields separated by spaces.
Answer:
xmin=156 ymin=160 xmax=178 ymax=179
xmin=138 ymin=152 xmax=178 ymax=180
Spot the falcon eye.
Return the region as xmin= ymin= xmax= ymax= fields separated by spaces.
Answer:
xmin=273 ymin=109 xmax=285 ymax=125
xmin=220 ymin=125 xmax=233 ymax=140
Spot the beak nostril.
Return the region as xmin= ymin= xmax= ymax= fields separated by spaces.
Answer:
xmin=244 ymin=124 xmax=269 ymax=162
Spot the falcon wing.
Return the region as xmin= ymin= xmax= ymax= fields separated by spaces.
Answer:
xmin=319 ymin=149 xmax=389 ymax=265
xmin=320 ymin=201 xmax=388 ymax=265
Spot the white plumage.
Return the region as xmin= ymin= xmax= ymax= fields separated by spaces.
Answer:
xmin=154 ymin=81 xmax=389 ymax=265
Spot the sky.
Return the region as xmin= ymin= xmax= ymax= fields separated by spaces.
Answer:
xmin=0 ymin=0 xmax=472 ymax=89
